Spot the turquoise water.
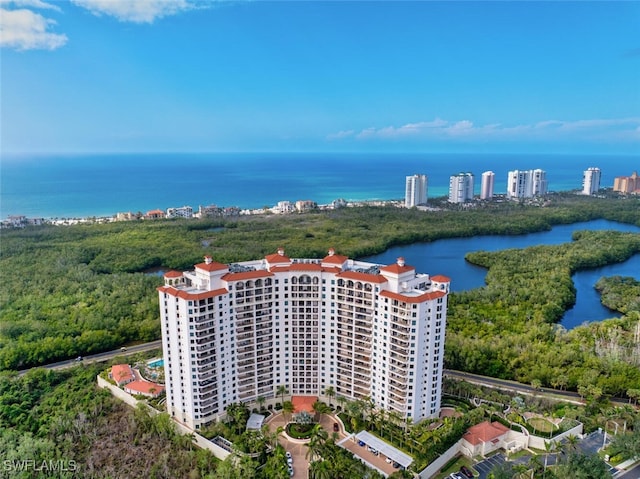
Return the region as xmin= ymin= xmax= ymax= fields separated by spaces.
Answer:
xmin=1 ymin=152 xmax=636 ymax=218
xmin=148 ymin=358 xmax=164 ymax=369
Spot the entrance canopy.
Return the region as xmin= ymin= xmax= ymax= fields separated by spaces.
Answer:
xmin=246 ymin=413 xmax=265 ymax=431
xmin=354 ymin=431 xmax=413 ymax=468
xmin=291 ymin=395 xmax=317 ymax=413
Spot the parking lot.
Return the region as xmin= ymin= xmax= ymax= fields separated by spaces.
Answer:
xmin=473 ymin=453 xmax=506 ymax=479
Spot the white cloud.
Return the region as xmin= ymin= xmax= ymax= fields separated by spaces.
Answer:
xmin=327 ymin=130 xmax=355 ymax=140
xmin=0 ymin=7 xmax=67 ymax=50
xmin=328 ymin=117 xmax=640 ymax=143
xmin=0 ymin=0 xmax=60 ymax=11
xmin=70 ymin=0 xmax=195 ymax=23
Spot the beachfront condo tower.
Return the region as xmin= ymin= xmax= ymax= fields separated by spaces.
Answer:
xmin=507 ymin=169 xmax=548 ymax=199
xmin=448 ymin=172 xmax=475 ymax=203
xmin=582 ymin=167 xmax=601 ymax=195
xmin=158 ymin=249 xmax=450 ymax=430
xmin=405 ymin=174 xmax=428 ymax=208
xmin=480 ymin=171 xmax=495 ymax=200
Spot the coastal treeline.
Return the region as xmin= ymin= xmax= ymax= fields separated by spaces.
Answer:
xmin=1 ymin=195 xmax=639 ymax=398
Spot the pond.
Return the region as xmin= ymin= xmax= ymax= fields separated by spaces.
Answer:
xmin=362 ymin=219 xmax=640 ymax=329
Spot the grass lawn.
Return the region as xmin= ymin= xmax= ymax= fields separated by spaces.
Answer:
xmin=527 ymin=417 xmax=556 ymax=434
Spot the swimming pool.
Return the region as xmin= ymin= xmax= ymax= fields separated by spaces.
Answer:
xmin=148 ymin=358 xmax=164 ymax=369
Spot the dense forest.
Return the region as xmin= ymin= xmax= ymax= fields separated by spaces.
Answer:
xmin=1 ymin=194 xmax=639 ymax=399
xmin=0 ymin=364 xmax=220 ymax=478
xmin=447 ymin=230 xmax=640 ymax=397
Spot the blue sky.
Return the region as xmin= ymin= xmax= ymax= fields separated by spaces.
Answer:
xmin=1 ymin=0 xmax=639 ymax=154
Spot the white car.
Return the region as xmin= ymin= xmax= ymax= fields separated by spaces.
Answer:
xmin=385 ymin=457 xmax=393 ymax=464
xmin=285 ymin=451 xmax=293 ymax=464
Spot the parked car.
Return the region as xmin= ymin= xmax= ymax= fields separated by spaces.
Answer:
xmin=333 ymin=422 xmax=339 ymax=432
xmin=75 ymin=356 xmax=83 ymax=361
xmin=285 ymin=451 xmax=292 ymax=464
xmin=460 ymin=466 xmax=474 ymax=478
xmin=393 ymin=462 xmax=401 ymax=469
xmin=358 ymin=440 xmax=365 ymax=446
xmin=385 ymin=457 xmax=393 ymax=464
xmin=288 ymin=465 xmax=294 ymax=477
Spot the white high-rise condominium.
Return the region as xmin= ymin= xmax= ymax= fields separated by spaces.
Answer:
xmin=448 ymin=172 xmax=474 ymax=203
xmin=405 ymin=174 xmax=428 ymax=208
xmin=480 ymin=171 xmax=495 ymax=200
xmin=507 ymin=169 xmax=548 ymax=199
xmin=582 ymin=167 xmax=601 ymax=195
xmin=158 ymin=248 xmax=450 ymax=430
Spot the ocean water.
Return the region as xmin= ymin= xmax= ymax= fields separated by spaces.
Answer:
xmin=1 ymin=152 xmax=637 ymax=218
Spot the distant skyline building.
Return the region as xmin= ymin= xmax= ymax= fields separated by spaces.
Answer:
xmin=582 ymin=167 xmax=601 ymax=195
xmin=506 ymin=169 xmax=548 ymax=199
xmin=480 ymin=171 xmax=495 ymax=200
xmin=158 ymin=249 xmax=450 ymax=430
xmin=613 ymin=171 xmax=640 ymax=194
xmin=405 ymin=174 xmax=428 ymax=208
xmin=448 ymin=172 xmax=474 ymax=203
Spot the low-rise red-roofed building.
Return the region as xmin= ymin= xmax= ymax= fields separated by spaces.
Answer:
xmin=461 ymin=421 xmax=510 ymax=457
xmin=158 ymin=247 xmax=450 ymax=430
xmin=124 ymin=380 xmax=165 ymax=398
xmin=109 ymin=364 xmax=135 ymax=386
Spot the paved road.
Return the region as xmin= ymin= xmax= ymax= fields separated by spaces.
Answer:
xmin=17 ymin=340 xmax=163 ymax=376
xmin=444 ymin=369 xmax=631 ymax=408
xmin=618 ymin=463 xmax=640 ymax=479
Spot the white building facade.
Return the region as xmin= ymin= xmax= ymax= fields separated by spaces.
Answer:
xmin=582 ymin=167 xmax=601 ymax=195
xmin=507 ymin=169 xmax=548 ymax=199
xmin=480 ymin=171 xmax=495 ymax=200
xmin=158 ymin=249 xmax=450 ymax=430
xmin=448 ymin=172 xmax=475 ymax=203
xmin=405 ymin=174 xmax=428 ymax=208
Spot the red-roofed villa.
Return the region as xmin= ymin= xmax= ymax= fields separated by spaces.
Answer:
xmin=461 ymin=421 xmax=510 ymax=457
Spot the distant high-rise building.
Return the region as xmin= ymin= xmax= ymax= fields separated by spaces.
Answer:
xmin=613 ymin=171 xmax=640 ymax=194
xmin=507 ymin=169 xmax=548 ymax=199
xmin=480 ymin=171 xmax=495 ymax=200
xmin=405 ymin=174 xmax=428 ymax=208
xmin=582 ymin=167 xmax=601 ymax=195
xmin=448 ymin=172 xmax=474 ymax=203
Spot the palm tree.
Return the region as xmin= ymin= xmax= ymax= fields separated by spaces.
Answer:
xmin=282 ymin=400 xmax=294 ymax=421
xmin=336 ymin=395 xmax=347 ymax=412
xmin=256 ymin=395 xmax=265 ymax=411
xmin=276 ymin=384 xmax=288 ymax=407
xmin=543 ymin=440 xmax=555 ymax=478
xmin=306 ymin=424 xmax=329 ymax=461
xmin=312 ymin=400 xmax=331 ymax=422
xmin=324 ymin=386 xmax=336 ymax=408
xmin=309 ymin=460 xmax=332 ymax=479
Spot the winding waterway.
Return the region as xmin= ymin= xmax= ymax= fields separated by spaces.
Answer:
xmin=362 ymin=219 xmax=640 ymax=329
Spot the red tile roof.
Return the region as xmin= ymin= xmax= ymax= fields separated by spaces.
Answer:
xmin=265 ymin=252 xmax=291 ymax=264
xmin=125 ymin=380 xmax=165 ymax=396
xmin=431 ymin=275 xmax=451 ymax=282
xmin=380 ymin=263 xmax=415 ymax=275
xmin=195 ymin=261 xmax=228 ymax=272
xmin=291 ymin=395 xmax=317 ymax=413
xmin=463 ymin=421 xmax=509 ymax=446
xmin=337 ymin=270 xmax=387 ymax=283
xmin=164 ymin=270 xmax=183 ymax=278
xmin=110 ymin=364 xmax=134 ymax=385
xmin=322 ymin=253 xmax=349 ymax=265
xmin=157 ymin=286 xmax=228 ymax=300
xmin=380 ymin=289 xmax=447 ymax=303
xmin=222 ymin=270 xmax=274 ymax=281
